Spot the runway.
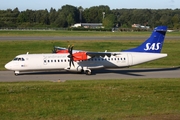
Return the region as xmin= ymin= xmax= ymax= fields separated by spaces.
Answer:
xmin=0 ymin=67 xmax=180 ymax=82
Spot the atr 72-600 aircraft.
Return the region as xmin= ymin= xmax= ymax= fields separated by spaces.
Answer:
xmin=5 ymin=26 xmax=167 ymax=75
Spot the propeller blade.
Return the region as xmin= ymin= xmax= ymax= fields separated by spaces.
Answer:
xmin=71 ymin=58 xmax=75 ymax=67
xmin=69 ymin=58 xmax=72 ymax=67
xmin=67 ymin=45 xmax=75 ymax=67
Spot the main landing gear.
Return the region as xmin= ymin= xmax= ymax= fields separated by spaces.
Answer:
xmin=84 ymin=69 xmax=91 ymax=75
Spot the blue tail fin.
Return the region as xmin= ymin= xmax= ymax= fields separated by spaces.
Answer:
xmin=123 ymin=26 xmax=167 ymax=53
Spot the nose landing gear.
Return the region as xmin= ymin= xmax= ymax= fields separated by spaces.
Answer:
xmin=14 ymin=71 xmax=19 ymax=76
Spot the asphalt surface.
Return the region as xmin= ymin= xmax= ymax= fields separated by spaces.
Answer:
xmin=0 ymin=67 xmax=180 ymax=82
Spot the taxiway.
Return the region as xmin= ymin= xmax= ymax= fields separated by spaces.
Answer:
xmin=0 ymin=67 xmax=180 ymax=82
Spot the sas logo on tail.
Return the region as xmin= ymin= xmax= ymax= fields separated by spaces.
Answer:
xmin=144 ymin=43 xmax=161 ymax=51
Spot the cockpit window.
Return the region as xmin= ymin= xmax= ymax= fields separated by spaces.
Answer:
xmin=13 ymin=57 xmax=18 ymax=61
xmin=13 ymin=57 xmax=25 ymax=61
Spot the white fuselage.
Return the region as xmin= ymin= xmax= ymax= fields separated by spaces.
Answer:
xmin=5 ymin=52 xmax=167 ymax=74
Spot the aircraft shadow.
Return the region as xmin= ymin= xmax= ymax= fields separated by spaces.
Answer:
xmin=20 ymin=66 xmax=180 ymax=77
xmin=93 ymin=66 xmax=180 ymax=76
xmin=21 ymin=70 xmax=77 ymax=75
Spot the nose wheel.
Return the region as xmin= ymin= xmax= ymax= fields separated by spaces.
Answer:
xmin=14 ymin=71 xmax=19 ymax=76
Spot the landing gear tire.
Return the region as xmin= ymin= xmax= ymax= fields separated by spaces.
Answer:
xmin=14 ymin=73 xmax=19 ymax=76
xmin=85 ymin=70 xmax=91 ymax=75
xmin=14 ymin=71 xmax=19 ymax=76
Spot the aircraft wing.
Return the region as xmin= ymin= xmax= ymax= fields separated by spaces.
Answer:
xmin=52 ymin=46 xmax=82 ymax=53
xmin=53 ymin=46 xmax=120 ymax=58
xmin=86 ymin=52 xmax=120 ymax=57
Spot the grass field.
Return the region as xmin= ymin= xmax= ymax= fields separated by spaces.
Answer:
xmin=0 ymin=30 xmax=150 ymax=37
xmin=0 ymin=79 xmax=180 ymax=120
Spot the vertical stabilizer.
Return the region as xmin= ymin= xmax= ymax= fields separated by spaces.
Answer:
xmin=123 ymin=26 xmax=167 ymax=53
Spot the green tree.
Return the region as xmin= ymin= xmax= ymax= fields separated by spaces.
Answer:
xmin=49 ymin=7 xmax=57 ymax=26
xmin=55 ymin=12 xmax=67 ymax=27
xmin=83 ymin=5 xmax=111 ymax=23
xmin=67 ymin=14 xmax=75 ymax=26
xmin=59 ymin=5 xmax=79 ymax=27
xmin=103 ymin=14 xmax=116 ymax=28
xmin=17 ymin=11 xmax=28 ymax=23
xmin=172 ymin=14 xmax=180 ymax=29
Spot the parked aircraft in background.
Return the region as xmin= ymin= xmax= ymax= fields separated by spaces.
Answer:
xmin=5 ymin=26 xmax=167 ymax=75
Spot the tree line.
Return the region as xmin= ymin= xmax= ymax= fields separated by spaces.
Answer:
xmin=0 ymin=4 xmax=180 ymax=29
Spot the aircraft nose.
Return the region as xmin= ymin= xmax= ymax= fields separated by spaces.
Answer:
xmin=5 ymin=63 xmax=11 ymax=70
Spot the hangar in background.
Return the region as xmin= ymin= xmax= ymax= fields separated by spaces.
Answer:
xmin=71 ymin=23 xmax=103 ymax=28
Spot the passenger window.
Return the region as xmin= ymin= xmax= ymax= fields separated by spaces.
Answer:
xmin=22 ymin=58 xmax=25 ymax=61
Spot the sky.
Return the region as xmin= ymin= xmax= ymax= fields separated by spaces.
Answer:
xmin=0 ymin=0 xmax=179 ymax=11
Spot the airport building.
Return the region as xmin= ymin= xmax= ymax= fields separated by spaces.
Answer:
xmin=71 ymin=23 xmax=103 ymax=28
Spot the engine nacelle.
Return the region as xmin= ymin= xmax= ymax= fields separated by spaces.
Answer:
xmin=64 ymin=66 xmax=83 ymax=72
xmin=73 ymin=52 xmax=91 ymax=61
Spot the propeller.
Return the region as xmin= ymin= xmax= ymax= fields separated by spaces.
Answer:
xmin=67 ymin=45 xmax=75 ymax=67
